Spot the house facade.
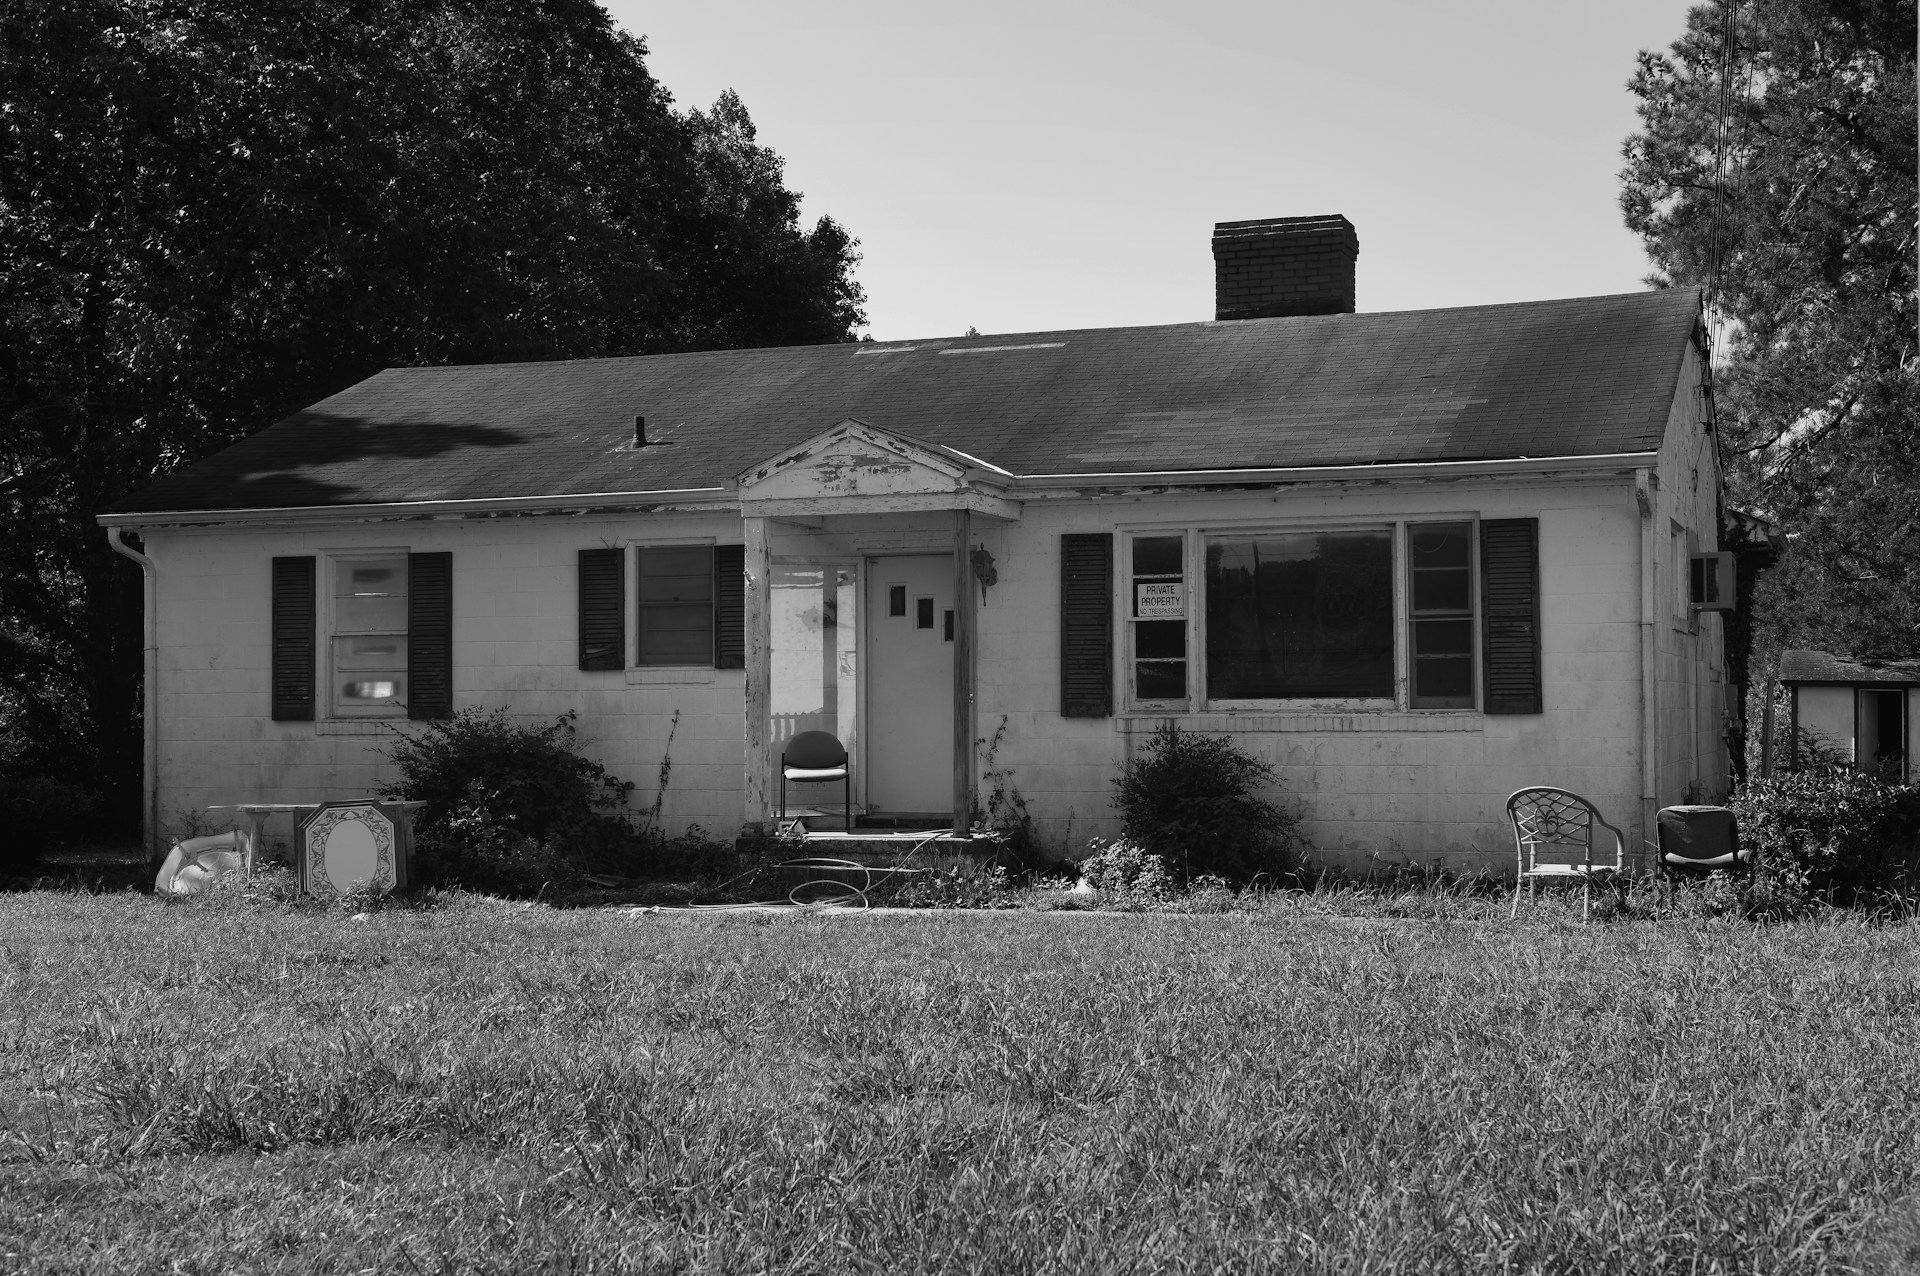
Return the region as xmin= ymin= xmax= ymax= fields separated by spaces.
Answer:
xmin=102 ymin=215 xmax=1730 ymax=874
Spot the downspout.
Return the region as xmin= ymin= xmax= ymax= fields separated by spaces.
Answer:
xmin=1635 ymin=470 xmax=1659 ymax=869
xmin=106 ymin=526 xmax=159 ymax=858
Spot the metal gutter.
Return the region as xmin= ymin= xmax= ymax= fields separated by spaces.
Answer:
xmin=96 ymin=453 xmax=1654 ymax=528
xmin=96 ymin=487 xmax=733 ymax=528
xmin=1009 ymin=452 xmax=1658 ymax=486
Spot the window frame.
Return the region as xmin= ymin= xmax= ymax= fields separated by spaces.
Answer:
xmin=636 ymin=541 xmax=719 ymax=668
xmin=323 ymin=548 xmax=411 ymax=719
xmin=1118 ymin=518 xmax=1484 ymax=713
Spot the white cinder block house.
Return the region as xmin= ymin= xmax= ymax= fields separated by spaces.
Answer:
xmin=101 ymin=216 xmax=1729 ymax=873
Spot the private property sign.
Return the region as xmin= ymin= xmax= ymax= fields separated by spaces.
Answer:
xmin=1135 ymin=581 xmax=1184 ymax=618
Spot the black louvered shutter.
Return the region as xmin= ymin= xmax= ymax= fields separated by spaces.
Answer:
xmin=578 ymin=548 xmax=625 ymax=670
xmin=1060 ymin=533 xmax=1113 ymax=717
xmin=1480 ymin=519 xmax=1542 ymax=714
xmin=713 ymin=544 xmax=745 ymax=669
xmin=407 ymin=552 xmax=453 ymax=719
xmin=271 ymin=556 xmax=316 ymax=721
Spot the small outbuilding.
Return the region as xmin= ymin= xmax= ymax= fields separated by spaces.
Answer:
xmin=1774 ymin=649 xmax=1919 ymax=781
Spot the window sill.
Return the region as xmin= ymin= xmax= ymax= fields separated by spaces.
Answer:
xmin=625 ymin=667 xmax=718 ymax=685
xmin=1116 ymin=710 xmax=1483 ymax=734
xmin=316 ymin=720 xmax=399 ymax=736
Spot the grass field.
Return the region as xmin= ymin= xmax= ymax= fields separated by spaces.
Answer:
xmin=4 ymin=888 xmax=1918 ymax=1274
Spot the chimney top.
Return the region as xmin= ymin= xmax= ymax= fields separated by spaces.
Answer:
xmin=1211 ymin=214 xmax=1358 ymax=321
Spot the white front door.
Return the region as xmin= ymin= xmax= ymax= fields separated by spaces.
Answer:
xmin=866 ymin=555 xmax=954 ymax=814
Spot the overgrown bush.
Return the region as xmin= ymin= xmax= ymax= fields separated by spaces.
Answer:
xmin=0 ymin=776 xmax=100 ymax=878
xmin=1731 ymin=765 xmax=1920 ymax=905
xmin=1079 ymin=838 xmax=1179 ymax=905
xmin=380 ymin=709 xmax=638 ymax=895
xmin=1110 ymin=723 xmax=1301 ymax=883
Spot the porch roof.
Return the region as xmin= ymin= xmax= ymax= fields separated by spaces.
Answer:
xmin=112 ymin=289 xmax=1701 ymax=516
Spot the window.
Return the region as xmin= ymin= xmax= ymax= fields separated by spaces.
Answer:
xmin=1408 ymin=522 xmax=1474 ymax=708
xmin=332 ymin=555 xmax=409 ymax=714
xmin=637 ymin=546 xmax=715 ymax=665
xmin=1130 ymin=535 xmax=1187 ymax=701
xmin=1206 ymin=530 xmax=1394 ymax=701
xmin=1099 ymin=520 xmax=1536 ymax=714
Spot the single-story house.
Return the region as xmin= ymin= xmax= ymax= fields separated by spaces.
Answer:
xmin=1774 ymin=649 xmax=1918 ymax=781
xmin=101 ymin=214 xmax=1729 ymax=873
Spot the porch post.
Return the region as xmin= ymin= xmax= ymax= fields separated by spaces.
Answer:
xmin=952 ymin=508 xmax=976 ymax=836
xmin=743 ymin=515 xmax=774 ymax=830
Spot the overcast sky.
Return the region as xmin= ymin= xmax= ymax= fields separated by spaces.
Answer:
xmin=604 ymin=0 xmax=1694 ymax=342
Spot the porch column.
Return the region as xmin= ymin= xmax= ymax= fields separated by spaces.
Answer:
xmin=743 ymin=514 xmax=774 ymax=829
xmin=952 ymin=508 xmax=976 ymax=835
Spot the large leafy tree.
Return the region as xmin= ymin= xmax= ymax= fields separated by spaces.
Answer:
xmin=1621 ymin=0 xmax=1917 ymax=662
xmin=0 ymin=0 xmax=864 ymax=819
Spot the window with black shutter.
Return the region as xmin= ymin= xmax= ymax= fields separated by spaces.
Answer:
xmin=1479 ymin=518 xmax=1542 ymax=714
xmin=271 ymin=556 xmax=316 ymax=721
xmin=578 ymin=548 xmax=625 ymax=671
xmin=1060 ymin=533 xmax=1113 ymax=717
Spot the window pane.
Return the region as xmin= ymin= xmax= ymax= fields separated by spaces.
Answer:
xmin=1413 ymin=656 xmax=1473 ymax=702
xmin=1135 ymin=619 xmax=1185 ymax=659
xmin=1136 ymin=660 xmax=1186 ymax=699
xmin=1408 ymin=525 xmax=1469 ymax=568
xmin=639 ymin=603 xmax=712 ymax=664
xmin=638 ymin=547 xmax=713 ymax=602
xmin=1412 ymin=570 xmax=1471 ymax=613
xmin=1414 ymin=617 xmax=1473 ymax=657
xmin=1132 ymin=536 xmax=1183 ymax=576
xmin=1206 ymin=532 xmax=1393 ymax=699
xmin=337 ymin=559 xmax=406 ymax=596
xmin=336 ymin=594 xmax=407 ymax=632
xmin=335 ymin=635 xmax=408 ymax=670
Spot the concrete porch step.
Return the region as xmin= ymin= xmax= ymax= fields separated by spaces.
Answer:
xmin=794 ymin=827 xmax=1000 ymax=868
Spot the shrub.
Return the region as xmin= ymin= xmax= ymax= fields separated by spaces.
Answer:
xmin=1079 ymin=838 xmax=1179 ymax=905
xmin=380 ymin=709 xmax=638 ymax=896
xmin=1730 ymin=765 xmax=1920 ymax=904
xmin=1110 ymin=723 xmax=1301 ymax=883
xmin=0 ymin=776 xmax=100 ymax=878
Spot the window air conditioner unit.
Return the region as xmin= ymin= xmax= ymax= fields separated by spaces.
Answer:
xmin=1690 ymin=552 xmax=1735 ymax=611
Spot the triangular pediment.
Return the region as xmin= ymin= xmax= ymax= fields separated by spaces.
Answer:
xmin=735 ymin=419 xmax=1018 ymax=518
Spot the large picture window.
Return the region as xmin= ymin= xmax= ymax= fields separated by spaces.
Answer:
xmin=331 ymin=555 xmax=408 ymax=714
xmin=1205 ymin=530 xmax=1394 ymax=701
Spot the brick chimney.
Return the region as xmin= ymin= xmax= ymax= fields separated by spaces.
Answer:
xmin=1211 ymin=215 xmax=1358 ymax=320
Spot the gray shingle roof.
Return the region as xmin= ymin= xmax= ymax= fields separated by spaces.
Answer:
xmin=1778 ymin=649 xmax=1920 ymax=685
xmin=114 ymin=289 xmax=1701 ymax=514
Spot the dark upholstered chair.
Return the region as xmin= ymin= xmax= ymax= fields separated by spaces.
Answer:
xmin=780 ymin=730 xmax=851 ymax=832
xmin=1505 ymin=787 xmax=1628 ymax=922
xmin=1656 ymin=805 xmax=1751 ymax=880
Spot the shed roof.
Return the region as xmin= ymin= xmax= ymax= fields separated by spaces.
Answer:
xmin=114 ymin=288 xmax=1701 ymax=515
xmin=1778 ymin=650 xmax=1920 ymax=686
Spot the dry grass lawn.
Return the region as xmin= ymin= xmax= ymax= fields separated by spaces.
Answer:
xmin=3 ymin=888 xmax=1918 ymax=1274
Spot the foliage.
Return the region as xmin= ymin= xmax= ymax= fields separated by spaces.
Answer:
xmin=380 ymin=708 xmax=637 ymax=896
xmin=1078 ymin=837 xmax=1180 ymax=906
xmin=1109 ymin=723 xmax=1302 ymax=882
xmin=1731 ymin=764 xmax=1920 ymax=903
xmin=1621 ymin=0 xmax=1918 ymax=658
xmin=0 ymin=775 xmax=99 ymax=876
xmin=4 ymin=895 xmax=1918 ymax=1271
xmin=0 ymin=0 xmax=866 ymax=826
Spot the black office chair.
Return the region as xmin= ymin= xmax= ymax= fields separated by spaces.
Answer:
xmin=1656 ymin=805 xmax=1751 ymax=881
xmin=780 ymin=730 xmax=851 ymax=832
